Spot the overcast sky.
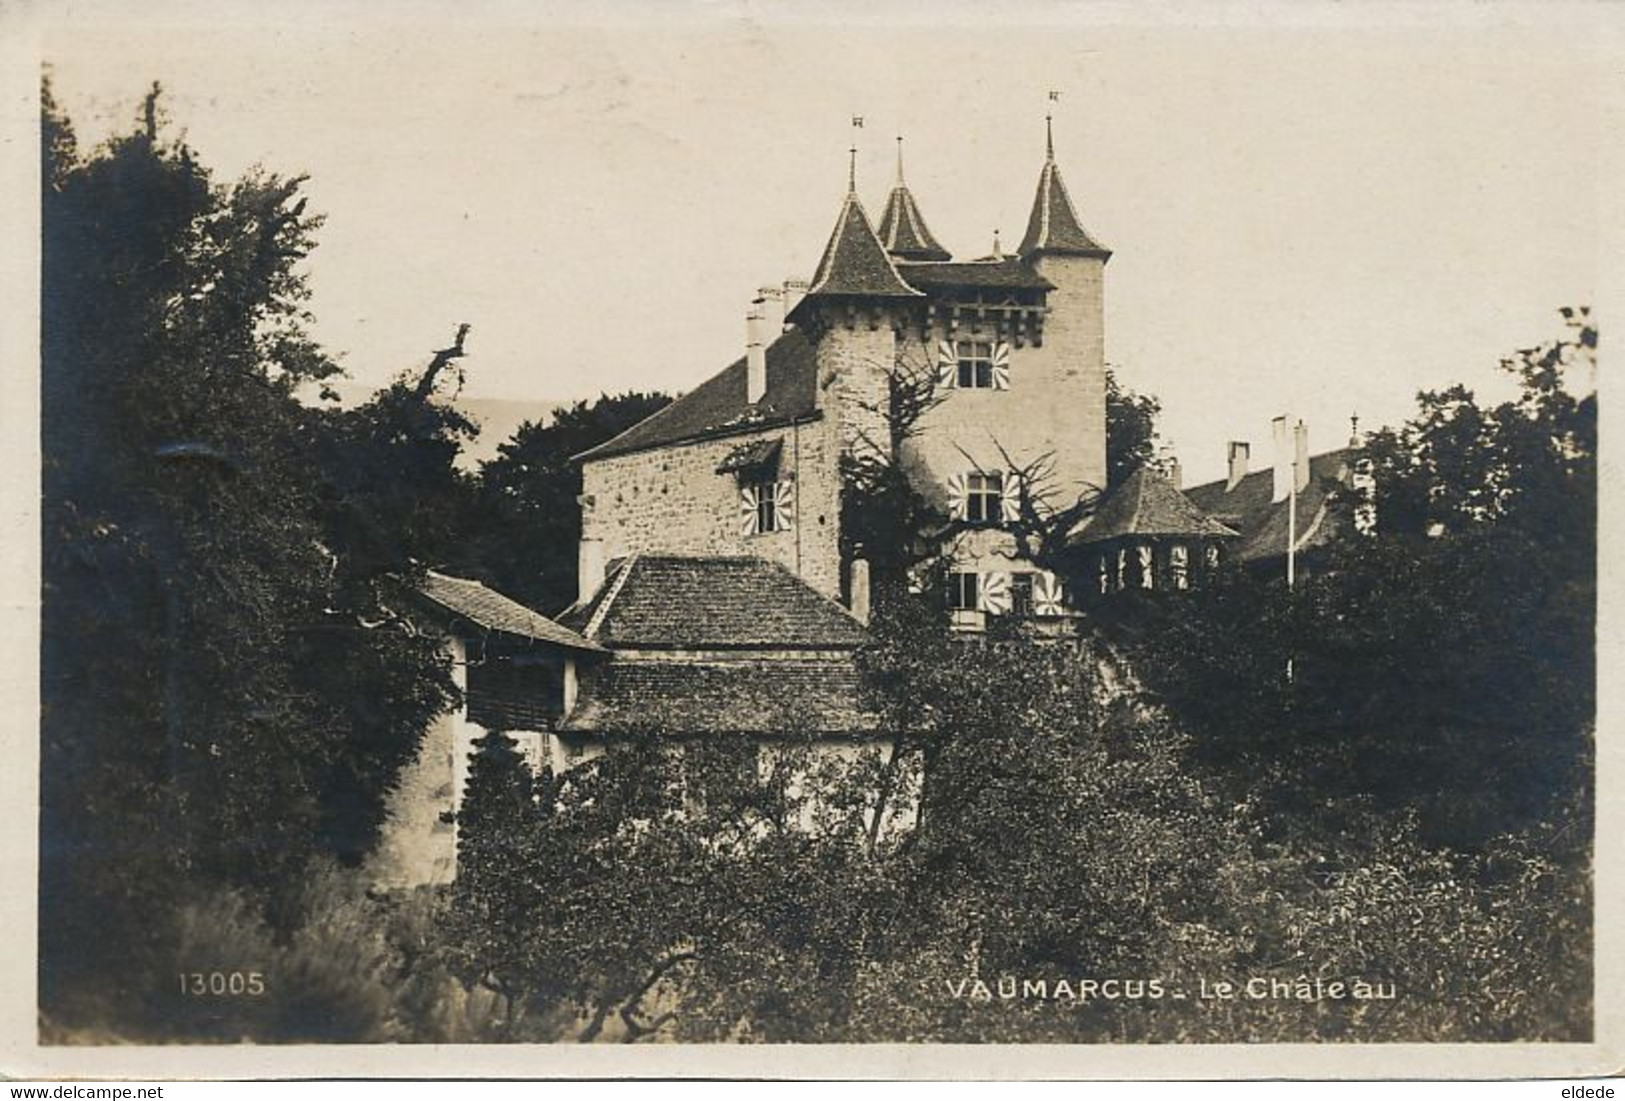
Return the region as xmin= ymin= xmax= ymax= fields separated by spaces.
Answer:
xmin=40 ymin=2 xmax=1607 ymax=481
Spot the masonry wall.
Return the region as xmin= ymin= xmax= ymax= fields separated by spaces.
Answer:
xmin=903 ymin=255 xmax=1107 ymax=515
xmin=580 ymin=417 xmax=845 ymax=600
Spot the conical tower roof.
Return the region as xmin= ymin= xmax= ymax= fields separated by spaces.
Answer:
xmin=876 ymin=137 xmax=951 ymax=262
xmin=1018 ymin=118 xmax=1111 ymax=260
xmin=803 ymin=181 xmax=923 ymax=300
xmin=1069 ymin=466 xmax=1238 ymax=545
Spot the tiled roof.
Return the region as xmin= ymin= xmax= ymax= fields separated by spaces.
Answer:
xmin=877 ymin=184 xmax=952 ymax=262
xmin=1070 ymin=466 xmax=1239 ymax=545
xmin=799 ymin=191 xmax=924 ymax=302
xmin=418 ymin=571 xmax=606 ymax=651
xmin=575 ymin=329 xmax=818 ymax=462
xmin=896 ymin=257 xmax=1055 ymax=292
xmin=1018 ymin=154 xmax=1111 ymax=259
xmin=560 ymin=656 xmax=877 ymax=736
xmin=559 ymin=554 xmax=868 ymax=650
xmin=1183 ymin=449 xmax=1353 ymax=561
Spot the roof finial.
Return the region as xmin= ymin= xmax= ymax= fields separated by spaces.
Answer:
xmin=849 ymin=114 xmax=864 ymax=195
xmin=1046 ymin=89 xmax=1061 ymax=163
xmin=895 ymin=135 xmax=905 ymax=185
xmin=1349 ymin=413 xmax=1361 ymax=446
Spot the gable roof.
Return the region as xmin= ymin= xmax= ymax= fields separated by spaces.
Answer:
xmin=1070 ymin=466 xmax=1239 ymax=545
xmin=575 ymin=329 xmax=818 ymax=462
xmin=1183 ymin=449 xmax=1354 ymax=561
xmin=877 ymin=184 xmax=952 ymax=262
xmin=417 ymin=571 xmax=606 ymax=651
xmin=560 ymin=656 xmax=877 ymax=736
xmin=896 ymin=257 xmax=1055 ymax=293
xmin=559 ymin=554 xmax=869 ymax=650
xmin=1017 ymin=132 xmax=1111 ymax=259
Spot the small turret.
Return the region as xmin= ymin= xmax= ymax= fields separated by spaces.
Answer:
xmin=788 ymin=147 xmax=923 ymax=327
xmin=876 ymin=137 xmax=951 ymax=262
xmin=1017 ymin=116 xmax=1111 ymax=260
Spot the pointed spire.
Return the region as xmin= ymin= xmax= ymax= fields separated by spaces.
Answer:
xmin=848 ymin=143 xmax=857 ymax=194
xmin=1018 ymin=117 xmax=1111 ymax=260
xmin=876 ymin=135 xmax=952 ymax=263
xmin=794 ymin=152 xmax=923 ymax=312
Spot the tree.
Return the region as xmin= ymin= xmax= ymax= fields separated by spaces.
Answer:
xmin=1129 ymin=310 xmax=1596 ymax=850
xmin=40 ymin=81 xmax=461 ymax=1028
xmin=460 ymin=391 xmax=671 ymax=613
xmin=1106 ymin=366 xmax=1163 ymax=488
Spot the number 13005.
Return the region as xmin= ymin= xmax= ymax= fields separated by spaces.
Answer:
xmin=177 ymin=971 xmax=265 ymax=996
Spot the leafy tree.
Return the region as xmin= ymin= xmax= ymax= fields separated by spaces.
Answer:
xmin=1106 ymin=366 xmax=1163 ymax=488
xmin=461 ymin=391 xmax=670 ymax=613
xmin=1129 ymin=312 xmax=1595 ymax=849
xmin=39 ymin=82 xmax=461 ymax=1028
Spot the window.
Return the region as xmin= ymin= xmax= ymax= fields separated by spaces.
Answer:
xmin=947 ymin=571 xmax=980 ymax=611
xmin=965 ymin=472 xmax=1004 ymax=524
xmin=1205 ymin=543 xmax=1222 ymax=571
xmin=740 ymin=478 xmax=793 ymax=535
xmin=956 ymin=340 xmax=995 ymax=388
xmin=1137 ymin=544 xmax=1155 ymax=590
xmin=1115 ymin=547 xmax=1127 ymax=591
xmin=1097 ymin=555 xmax=1109 ymax=595
xmin=1010 ymin=572 xmax=1035 ymax=616
xmin=1171 ymin=543 xmax=1189 ymax=590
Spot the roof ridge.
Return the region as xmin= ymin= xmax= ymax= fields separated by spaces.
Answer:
xmin=584 ymin=552 xmax=639 ymax=640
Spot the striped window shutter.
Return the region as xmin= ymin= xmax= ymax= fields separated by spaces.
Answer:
xmin=771 ymin=480 xmax=795 ymax=531
xmin=1032 ymin=571 xmax=1065 ymax=616
xmin=978 ymin=570 xmax=1012 ymax=614
xmin=936 ymin=341 xmax=957 ymax=389
xmin=739 ymin=484 xmax=760 ymax=535
xmin=1116 ymin=547 xmax=1127 ymax=590
xmin=1138 ymin=544 xmax=1155 ymax=589
xmin=945 ymin=472 xmax=968 ymax=520
xmin=1097 ymin=555 xmax=1109 ymax=594
xmin=1001 ymin=470 xmax=1024 ymax=524
xmin=1171 ymin=543 xmax=1189 ymax=590
xmin=991 ymin=342 xmax=1012 ymax=390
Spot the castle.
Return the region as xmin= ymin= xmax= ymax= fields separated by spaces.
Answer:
xmin=372 ymin=121 xmax=1359 ymax=886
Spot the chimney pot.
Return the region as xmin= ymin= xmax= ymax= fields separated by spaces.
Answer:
xmin=577 ymin=538 xmax=606 ymax=605
xmin=1226 ymin=441 xmax=1250 ymax=492
xmin=1271 ymin=416 xmax=1292 ymax=503
xmin=1294 ymin=420 xmax=1310 ymax=494
xmin=746 ymin=298 xmax=769 ymax=405
xmin=848 ymin=556 xmax=871 ymax=626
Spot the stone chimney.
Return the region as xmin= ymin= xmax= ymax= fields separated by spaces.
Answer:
xmin=1226 ymin=441 xmax=1249 ymax=492
xmin=1294 ymin=419 xmax=1311 ymax=494
xmin=848 ymin=556 xmax=871 ymax=626
xmin=1167 ymin=456 xmax=1182 ymax=491
xmin=577 ymin=537 xmax=606 ymax=605
xmin=746 ymin=297 xmax=769 ymax=405
xmin=781 ymin=279 xmax=809 ymax=328
xmin=758 ymin=285 xmax=786 ymax=329
xmin=1271 ymin=416 xmax=1292 ymax=503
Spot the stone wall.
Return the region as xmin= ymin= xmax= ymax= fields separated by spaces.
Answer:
xmin=580 ymin=417 xmax=845 ymax=600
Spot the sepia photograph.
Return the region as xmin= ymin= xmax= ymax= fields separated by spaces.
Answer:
xmin=5 ymin=0 xmax=1619 ymax=1079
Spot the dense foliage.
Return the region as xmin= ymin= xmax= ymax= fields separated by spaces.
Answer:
xmin=458 ymin=391 xmax=671 ymax=614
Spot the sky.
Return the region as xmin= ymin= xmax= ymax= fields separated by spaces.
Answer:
xmin=37 ymin=1 xmax=1610 ymax=483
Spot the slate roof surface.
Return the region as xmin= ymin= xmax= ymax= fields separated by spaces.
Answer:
xmin=418 ymin=571 xmax=606 ymax=651
xmin=560 ymin=657 xmax=877 ymax=736
xmin=897 ymin=257 xmax=1055 ymax=292
xmin=1018 ymin=158 xmax=1111 ymax=259
xmin=802 ymin=191 xmax=924 ymax=300
xmin=559 ymin=554 xmax=869 ymax=650
xmin=877 ymin=184 xmax=952 ymax=262
xmin=1070 ymin=467 xmax=1239 ymax=545
xmin=575 ymin=329 xmax=818 ymax=461
xmin=1183 ymin=449 xmax=1353 ymax=561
